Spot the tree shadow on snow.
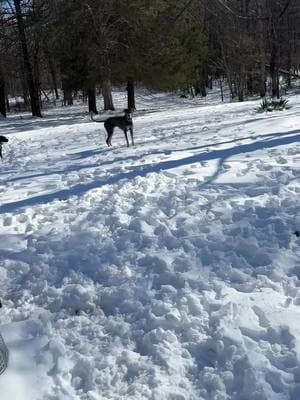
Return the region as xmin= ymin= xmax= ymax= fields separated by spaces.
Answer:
xmin=0 ymin=129 xmax=299 ymax=214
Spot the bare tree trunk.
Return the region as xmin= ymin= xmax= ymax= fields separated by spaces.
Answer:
xmin=52 ymin=76 xmax=59 ymax=100
xmin=238 ymin=86 xmax=244 ymax=101
xmin=270 ymin=42 xmax=279 ymax=98
xmin=44 ymin=43 xmax=59 ymax=99
xmin=6 ymin=96 xmax=10 ymax=113
xmin=257 ymin=2 xmax=266 ymax=97
xmin=268 ymin=4 xmax=280 ymax=99
xmin=219 ymin=78 xmax=224 ymax=102
xmin=286 ymin=52 xmax=292 ymax=88
xmin=88 ymin=86 xmax=98 ymax=114
xmin=82 ymin=89 xmax=88 ymax=104
xmin=126 ymin=79 xmax=135 ymax=110
xmin=226 ymin=71 xmax=236 ymax=100
xmin=63 ymin=89 xmax=73 ymax=106
xmin=195 ymin=66 xmax=207 ymax=97
xmin=33 ymin=32 xmax=41 ymax=108
xmin=208 ymin=77 xmax=213 ymax=90
xmin=0 ymin=69 xmax=6 ymax=117
xmin=13 ymin=0 xmax=42 ymax=117
xmin=20 ymin=70 xmax=30 ymax=108
xmin=200 ymin=81 xmax=207 ymax=97
xmin=102 ymin=78 xmax=114 ymax=110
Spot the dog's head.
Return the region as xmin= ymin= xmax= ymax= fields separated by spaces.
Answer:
xmin=124 ymin=108 xmax=133 ymax=121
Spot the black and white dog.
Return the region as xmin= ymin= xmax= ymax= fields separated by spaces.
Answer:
xmin=91 ymin=109 xmax=134 ymax=147
xmin=0 ymin=136 xmax=8 ymax=160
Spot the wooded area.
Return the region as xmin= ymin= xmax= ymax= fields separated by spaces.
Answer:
xmin=0 ymin=0 xmax=299 ymax=117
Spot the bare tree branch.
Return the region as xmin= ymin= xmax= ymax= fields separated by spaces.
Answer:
xmin=278 ymin=0 xmax=292 ymax=19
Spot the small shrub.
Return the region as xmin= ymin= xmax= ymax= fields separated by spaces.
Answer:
xmin=272 ymin=98 xmax=289 ymax=110
xmin=257 ymin=97 xmax=290 ymax=112
xmin=257 ymin=98 xmax=273 ymax=112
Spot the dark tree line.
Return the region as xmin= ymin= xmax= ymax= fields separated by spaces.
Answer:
xmin=198 ymin=0 xmax=300 ymax=100
xmin=0 ymin=0 xmax=299 ymax=118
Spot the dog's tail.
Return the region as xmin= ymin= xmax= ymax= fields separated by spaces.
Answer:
xmin=90 ymin=112 xmax=106 ymax=123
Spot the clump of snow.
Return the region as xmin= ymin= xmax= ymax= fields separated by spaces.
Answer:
xmin=0 ymin=89 xmax=300 ymax=399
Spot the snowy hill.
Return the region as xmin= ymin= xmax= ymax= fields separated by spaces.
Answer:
xmin=0 ymin=90 xmax=300 ymax=400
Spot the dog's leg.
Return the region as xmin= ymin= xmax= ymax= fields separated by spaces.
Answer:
xmin=129 ymin=127 xmax=134 ymax=146
xmin=106 ymin=132 xmax=113 ymax=146
xmin=105 ymin=124 xmax=114 ymax=146
xmin=124 ymin=129 xmax=130 ymax=147
xmin=0 ymin=144 xmax=2 ymax=160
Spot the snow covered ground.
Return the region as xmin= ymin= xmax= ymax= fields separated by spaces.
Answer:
xmin=0 ymin=89 xmax=300 ymax=400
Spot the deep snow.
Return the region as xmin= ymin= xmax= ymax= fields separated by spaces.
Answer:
xmin=0 ymin=89 xmax=300 ymax=400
